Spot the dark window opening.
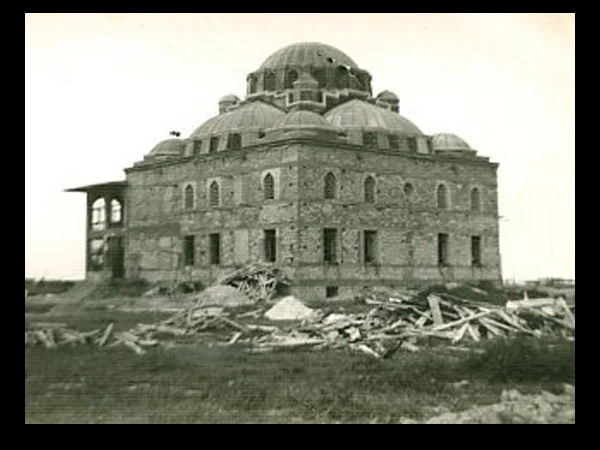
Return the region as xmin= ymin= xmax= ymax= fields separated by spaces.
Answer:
xmin=389 ymin=134 xmax=400 ymax=150
xmin=326 ymin=286 xmax=339 ymax=298
xmin=91 ymin=198 xmax=106 ymax=231
xmin=265 ymin=72 xmax=276 ymax=91
xmin=264 ymin=229 xmax=277 ymax=263
xmin=471 ymin=188 xmax=481 ymax=213
xmin=316 ymin=91 xmax=323 ymax=102
xmin=407 ymin=137 xmax=417 ymax=153
xmin=258 ymin=130 xmax=266 ymax=139
xmin=249 ymin=76 xmax=257 ymax=94
xmin=324 ymin=172 xmax=336 ymax=199
xmin=471 ymin=236 xmax=482 ymax=267
xmin=323 ymin=228 xmax=338 ymax=263
xmin=404 ymin=183 xmax=414 ymax=197
xmin=209 ymin=137 xmax=219 ymax=153
xmin=363 ymin=230 xmax=378 ymax=264
xmin=184 ymin=184 xmax=194 ymax=210
xmin=209 ymin=181 xmax=220 ymax=207
xmin=89 ymin=239 xmax=104 ymax=271
xmin=183 ymin=235 xmax=195 ymax=267
xmin=285 ymin=70 xmax=298 ymax=89
xmin=209 ymin=233 xmax=220 ymax=265
xmin=437 ymin=184 xmax=448 ymax=209
xmin=312 ymin=68 xmax=326 ymax=87
xmin=288 ymin=92 xmax=294 ymax=103
xmin=299 ymin=90 xmax=312 ymax=101
xmin=363 ymin=131 xmax=378 ymax=149
xmin=263 ymin=173 xmax=275 ymax=200
xmin=336 ymin=68 xmax=350 ymax=88
xmin=364 ymin=176 xmax=376 ymax=203
xmin=438 ymin=233 xmax=449 ymax=266
xmin=427 ymin=139 xmax=434 ymax=154
xmin=110 ymin=199 xmax=122 ymax=223
xmin=227 ymin=133 xmax=242 ymax=151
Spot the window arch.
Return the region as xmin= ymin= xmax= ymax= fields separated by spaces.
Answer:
xmin=263 ymin=173 xmax=275 ymax=200
xmin=209 ymin=181 xmax=220 ymax=207
xmin=227 ymin=133 xmax=242 ymax=151
xmin=437 ymin=184 xmax=449 ymax=210
xmin=471 ymin=188 xmax=481 ymax=213
xmin=110 ymin=199 xmax=122 ymax=223
xmin=404 ymin=182 xmax=414 ymax=197
xmin=91 ymin=198 xmax=106 ymax=231
xmin=324 ymin=172 xmax=336 ymax=199
xmin=285 ymin=70 xmax=299 ymax=89
xmin=248 ymin=76 xmax=257 ymax=94
xmin=184 ymin=184 xmax=195 ymax=210
xmin=364 ymin=176 xmax=376 ymax=203
xmin=265 ymin=71 xmax=276 ymax=91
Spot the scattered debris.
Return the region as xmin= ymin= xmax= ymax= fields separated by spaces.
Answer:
xmin=26 ymin=284 xmax=575 ymax=357
xmin=217 ymin=264 xmax=290 ymax=302
xmin=194 ymin=285 xmax=254 ymax=308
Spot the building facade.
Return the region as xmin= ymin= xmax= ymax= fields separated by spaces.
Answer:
xmin=67 ymin=42 xmax=502 ymax=299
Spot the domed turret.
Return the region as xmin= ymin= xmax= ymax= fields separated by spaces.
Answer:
xmin=375 ymin=90 xmax=400 ymax=113
xmin=218 ymin=94 xmax=240 ymax=114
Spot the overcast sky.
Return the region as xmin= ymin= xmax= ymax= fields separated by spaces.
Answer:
xmin=25 ymin=13 xmax=575 ymax=281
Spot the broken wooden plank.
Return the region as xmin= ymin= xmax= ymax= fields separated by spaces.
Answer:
xmin=430 ymin=310 xmax=495 ymax=331
xmin=219 ymin=316 xmax=247 ymax=332
xmin=452 ymin=323 xmax=469 ymax=344
xmin=400 ymin=341 xmax=420 ymax=352
xmin=121 ymin=340 xmax=147 ymax=355
xmin=228 ymin=332 xmax=243 ymax=345
xmin=427 ymin=294 xmax=445 ymax=326
xmin=466 ymin=324 xmax=481 ymax=342
xmin=350 ymin=344 xmax=381 ymax=359
xmin=97 ymin=323 xmax=114 ymax=347
xmin=557 ymin=297 xmax=575 ymax=328
xmin=478 ymin=317 xmax=504 ymax=336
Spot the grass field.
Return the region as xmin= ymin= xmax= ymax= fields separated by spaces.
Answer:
xmin=25 ymin=308 xmax=575 ymax=424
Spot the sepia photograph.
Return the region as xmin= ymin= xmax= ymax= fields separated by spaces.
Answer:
xmin=25 ymin=13 xmax=575 ymax=424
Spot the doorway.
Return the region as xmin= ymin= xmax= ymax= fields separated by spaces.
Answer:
xmin=107 ymin=236 xmax=125 ymax=279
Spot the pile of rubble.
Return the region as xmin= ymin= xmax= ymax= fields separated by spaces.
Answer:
xmin=26 ymin=286 xmax=575 ymax=357
xmin=217 ymin=264 xmax=290 ymax=303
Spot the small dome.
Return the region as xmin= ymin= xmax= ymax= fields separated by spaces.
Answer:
xmin=376 ymin=90 xmax=399 ymax=101
xmin=190 ymin=100 xmax=285 ymax=139
xmin=432 ymin=133 xmax=472 ymax=151
xmin=219 ymin=94 xmax=240 ymax=104
xmin=147 ymin=138 xmax=184 ymax=158
xmin=324 ymin=99 xmax=422 ymax=134
xmin=274 ymin=110 xmax=334 ymax=129
xmin=259 ymin=42 xmax=359 ymax=70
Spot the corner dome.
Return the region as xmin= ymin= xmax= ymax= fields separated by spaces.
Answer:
xmin=219 ymin=94 xmax=240 ymax=103
xmin=432 ymin=133 xmax=472 ymax=151
xmin=190 ymin=101 xmax=285 ymax=139
xmin=324 ymin=99 xmax=422 ymax=134
xmin=147 ymin=138 xmax=184 ymax=158
xmin=259 ymin=42 xmax=359 ymax=70
xmin=274 ymin=110 xmax=334 ymax=129
xmin=376 ymin=90 xmax=399 ymax=101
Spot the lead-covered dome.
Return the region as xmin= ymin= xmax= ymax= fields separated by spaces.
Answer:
xmin=432 ymin=133 xmax=472 ymax=151
xmin=190 ymin=101 xmax=285 ymax=139
xmin=274 ymin=110 xmax=335 ymax=129
xmin=259 ymin=42 xmax=359 ymax=70
xmin=146 ymin=138 xmax=184 ymax=158
xmin=324 ymin=99 xmax=422 ymax=134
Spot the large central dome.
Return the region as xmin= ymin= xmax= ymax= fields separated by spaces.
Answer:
xmin=259 ymin=42 xmax=359 ymax=70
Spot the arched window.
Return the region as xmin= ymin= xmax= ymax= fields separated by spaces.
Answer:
xmin=285 ymin=70 xmax=298 ymax=89
xmin=404 ymin=183 xmax=414 ymax=197
xmin=91 ymin=198 xmax=106 ymax=231
xmin=227 ymin=133 xmax=242 ymax=151
xmin=110 ymin=199 xmax=122 ymax=223
xmin=184 ymin=184 xmax=194 ymax=210
xmin=471 ymin=188 xmax=481 ymax=213
xmin=364 ymin=176 xmax=376 ymax=204
xmin=263 ymin=173 xmax=274 ymax=200
xmin=324 ymin=172 xmax=336 ymax=199
xmin=209 ymin=181 xmax=220 ymax=207
xmin=437 ymin=184 xmax=448 ymax=210
xmin=265 ymin=72 xmax=276 ymax=91
xmin=336 ymin=67 xmax=350 ymax=89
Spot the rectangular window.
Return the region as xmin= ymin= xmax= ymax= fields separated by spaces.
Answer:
xmin=323 ymin=228 xmax=338 ymax=263
xmin=264 ymin=229 xmax=277 ymax=263
xmin=194 ymin=141 xmax=202 ymax=156
xmin=471 ymin=236 xmax=482 ymax=267
xmin=325 ymin=286 xmax=339 ymax=298
xmin=363 ymin=230 xmax=378 ymax=264
xmin=209 ymin=233 xmax=220 ymax=265
xmin=363 ymin=132 xmax=378 ymax=149
xmin=388 ymin=134 xmax=400 ymax=150
xmin=407 ymin=137 xmax=417 ymax=153
xmin=438 ymin=233 xmax=449 ymax=266
xmin=209 ymin=137 xmax=219 ymax=153
xmin=183 ymin=235 xmax=195 ymax=267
